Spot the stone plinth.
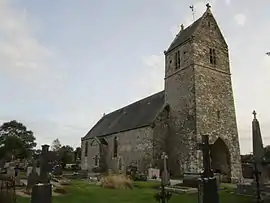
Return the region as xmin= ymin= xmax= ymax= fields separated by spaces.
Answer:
xmin=31 ymin=183 xmax=52 ymax=203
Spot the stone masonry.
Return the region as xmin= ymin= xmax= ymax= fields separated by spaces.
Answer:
xmin=81 ymin=5 xmax=242 ymax=182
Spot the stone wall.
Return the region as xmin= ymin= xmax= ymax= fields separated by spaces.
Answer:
xmin=164 ymin=41 xmax=197 ymax=175
xmin=163 ymin=10 xmax=242 ymax=181
xmin=111 ymin=127 xmax=154 ymax=173
xmin=192 ymin=10 xmax=242 ymax=182
xmin=81 ymin=127 xmax=154 ymax=173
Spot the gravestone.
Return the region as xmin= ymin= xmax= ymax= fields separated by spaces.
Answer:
xmin=6 ymin=167 xmax=15 ymax=178
xmin=182 ymin=172 xmax=201 ymax=188
xmin=39 ymin=145 xmax=50 ymax=183
xmin=27 ymin=166 xmax=33 ymax=177
xmin=148 ymin=168 xmax=160 ymax=179
xmin=30 ymin=145 xmax=52 ymax=203
xmin=154 ymin=152 xmax=172 ymax=203
xmin=31 ymin=183 xmax=52 ymax=203
xmin=52 ymin=165 xmax=62 ymax=176
xmin=236 ymin=111 xmax=270 ymax=201
xmin=198 ymin=134 xmax=219 ymax=203
xmin=27 ymin=161 xmax=40 ymax=191
xmin=161 ymin=152 xmax=170 ymax=186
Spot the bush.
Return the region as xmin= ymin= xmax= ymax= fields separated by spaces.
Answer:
xmin=133 ymin=173 xmax=147 ymax=181
xmin=100 ymin=174 xmax=133 ymax=189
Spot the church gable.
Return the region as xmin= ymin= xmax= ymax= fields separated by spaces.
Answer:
xmin=82 ymin=91 xmax=165 ymax=140
xmin=193 ymin=8 xmax=228 ymax=48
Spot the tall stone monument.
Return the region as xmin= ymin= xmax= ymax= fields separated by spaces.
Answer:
xmin=31 ymin=144 xmax=52 ymax=203
xmin=252 ymin=110 xmax=268 ymax=183
xmin=39 ymin=144 xmax=50 ymax=183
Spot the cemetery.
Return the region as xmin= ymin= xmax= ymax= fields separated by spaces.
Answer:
xmin=0 ymin=2 xmax=269 ymax=203
xmin=0 ymin=111 xmax=263 ymax=203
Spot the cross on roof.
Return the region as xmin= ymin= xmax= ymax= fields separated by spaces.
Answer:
xmin=206 ymin=3 xmax=211 ymax=9
xmin=253 ymin=110 xmax=257 ymax=119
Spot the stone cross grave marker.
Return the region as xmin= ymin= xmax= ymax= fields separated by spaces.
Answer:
xmin=27 ymin=160 xmax=40 ymax=192
xmin=40 ymin=145 xmax=50 ymax=183
xmin=154 ymin=152 xmax=172 ymax=203
xmin=93 ymin=154 xmax=100 ymax=167
xmin=198 ymin=135 xmax=213 ymax=178
xmin=161 ymin=152 xmax=170 ymax=186
xmin=31 ymin=145 xmax=52 ymax=203
xmin=198 ymin=134 xmax=219 ymax=203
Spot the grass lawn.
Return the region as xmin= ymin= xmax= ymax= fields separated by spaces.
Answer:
xmin=17 ymin=180 xmax=251 ymax=203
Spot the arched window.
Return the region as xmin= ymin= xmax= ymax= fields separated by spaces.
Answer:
xmin=84 ymin=141 xmax=88 ymax=157
xmin=113 ymin=137 xmax=118 ymax=158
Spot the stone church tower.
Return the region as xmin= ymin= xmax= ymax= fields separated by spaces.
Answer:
xmin=164 ymin=5 xmax=242 ymax=182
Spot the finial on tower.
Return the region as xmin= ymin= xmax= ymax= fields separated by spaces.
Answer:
xmin=180 ymin=24 xmax=184 ymax=31
xmin=253 ymin=110 xmax=257 ymax=119
xmin=206 ymin=3 xmax=211 ymax=10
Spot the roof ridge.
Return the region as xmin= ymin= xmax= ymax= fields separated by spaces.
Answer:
xmin=166 ymin=16 xmax=203 ymax=53
xmin=104 ymin=90 xmax=164 ymax=117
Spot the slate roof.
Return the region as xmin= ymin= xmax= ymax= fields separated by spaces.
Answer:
xmin=167 ymin=17 xmax=202 ymax=53
xmin=82 ymin=91 xmax=165 ymax=140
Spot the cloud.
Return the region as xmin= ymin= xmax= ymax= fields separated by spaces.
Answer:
xmin=234 ymin=13 xmax=247 ymax=26
xmin=0 ymin=0 xmax=64 ymax=86
xmin=225 ymin=0 xmax=231 ymax=5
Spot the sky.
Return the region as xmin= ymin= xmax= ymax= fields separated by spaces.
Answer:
xmin=0 ymin=0 xmax=269 ymax=154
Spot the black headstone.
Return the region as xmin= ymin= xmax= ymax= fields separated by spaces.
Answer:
xmin=31 ymin=183 xmax=52 ymax=203
xmin=198 ymin=135 xmax=219 ymax=203
xmin=40 ymin=145 xmax=50 ymax=183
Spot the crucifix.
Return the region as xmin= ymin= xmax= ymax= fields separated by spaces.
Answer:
xmin=154 ymin=152 xmax=171 ymax=203
xmin=206 ymin=3 xmax=211 ymax=9
xmin=189 ymin=5 xmax=195 ymax=22
xmin=161 ymin=152 xmax=169 ymax=186
xmin=253 ymin=110 xmax=257 ymax=119
xmin=198 ymin=134 xmax=213 ymax=178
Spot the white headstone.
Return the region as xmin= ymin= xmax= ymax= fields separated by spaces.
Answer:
xmin=7 ymin=167 xmax=15 ymax=177
xmin=148 ymin=168 xmax=160 ymax=179
xmin=27 ymin=166 xmax=33 ymax=177
xmin=36 ymin=167 xmax=41 ymax=176
xmin=84 ymin=157 xmax=88 ymax=170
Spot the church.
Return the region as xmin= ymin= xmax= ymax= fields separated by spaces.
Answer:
xmin=81 ymin=4 xmax=243 ymax=183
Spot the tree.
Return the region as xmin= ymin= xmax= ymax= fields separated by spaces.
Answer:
xmin=51 ymin=138 xmax=61 ymax=152
xmin=74 ymin=147 xmax=81 ymax=161
xmin=0 ymin=120 xmax=37 ymax=160
xmin=59 ymin=145 xmax=74 ymax=168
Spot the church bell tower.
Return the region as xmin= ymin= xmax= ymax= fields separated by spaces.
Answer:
xmin=164 ymin=4 xmax=242 ymax=182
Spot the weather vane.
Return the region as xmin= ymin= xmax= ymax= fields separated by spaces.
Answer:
xmin=189 ymin=5 xmax=195 ymax=22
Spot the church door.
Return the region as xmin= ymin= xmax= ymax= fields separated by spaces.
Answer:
xmin=210 ymin=138 xmax=231 ymax=182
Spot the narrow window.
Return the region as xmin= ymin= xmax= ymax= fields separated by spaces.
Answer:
xmin=175 ymin=50 xmax=181 ymax=69
xmin=217 ymin=110 xmax=220 ymax=120
xmin=113 ymin=136 xmax=118 ymax=158
xmin=174 ymin=52 xmax=178 ymax=68
xmin=209 ymin=48 xmax=217 ymax=65
xmin=84 ymin=141 xmax=88 ymax=157
xmin=177 ymin=50 xmax=180 ymax=68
